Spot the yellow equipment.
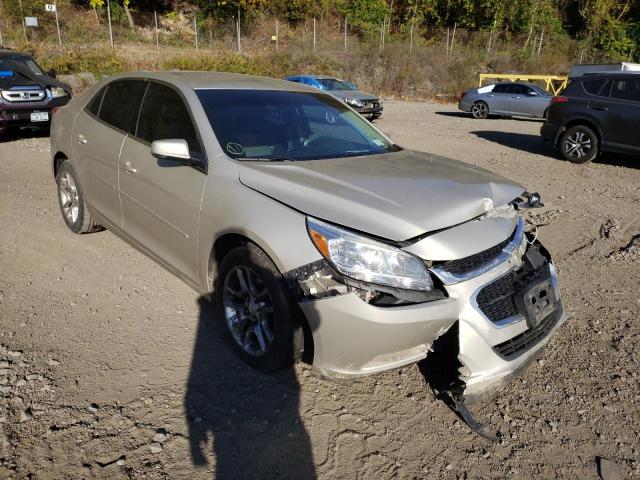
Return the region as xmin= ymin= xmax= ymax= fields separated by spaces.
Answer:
xmin=478 ymin=74 xmax=568 ymax=95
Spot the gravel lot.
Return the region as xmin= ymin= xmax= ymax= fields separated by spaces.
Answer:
xmin=0 ymin=101 xmax=639 ymax=479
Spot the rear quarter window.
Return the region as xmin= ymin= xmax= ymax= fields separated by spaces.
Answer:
xmin=85 ymin=87 xmax=106 ymax=117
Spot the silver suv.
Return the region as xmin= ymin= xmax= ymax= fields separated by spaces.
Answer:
xmin=51 ymin=72 xmax=566 ymax=402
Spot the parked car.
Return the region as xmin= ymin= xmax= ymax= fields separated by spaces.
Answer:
xmin=51 ymin=72 xmax=566 ymax=403
xmin=459 ymin=82 xmax=552 ymax=120
xmin=569 ymin=62 xmax=640 ymax=77
xmin=286 ymin=75 xmax=383 ymax=120
xmin=541 ymin=73 xmax=640 ymax=163
xmin=0 ymin=49 xmax=71 ymax=134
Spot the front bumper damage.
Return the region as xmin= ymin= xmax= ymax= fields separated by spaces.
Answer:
xmin=287 ymin=208 xmax=567 ymax=404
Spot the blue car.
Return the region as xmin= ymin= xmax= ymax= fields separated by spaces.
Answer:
xmin=286 ymin=75 xmax=383 ymax=120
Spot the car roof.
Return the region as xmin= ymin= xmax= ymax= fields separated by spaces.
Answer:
xmin=569 ymin=72 xmax=640 ymax=80
xmin=104 ymin=71 xmax=321 ymax=93
xmin=493 ymin=81 xmax=541 ymax=88
xmin=291 ymin=75 xmax=337 ymax=81
xmin=0 ymin=49 xmax=31 ymax=60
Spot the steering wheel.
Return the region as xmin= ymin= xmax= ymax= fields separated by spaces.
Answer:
xmin=302 ymin=132 xmax=331 ymax=147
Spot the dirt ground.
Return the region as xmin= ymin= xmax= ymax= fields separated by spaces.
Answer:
xmin=0 ymin=101 xmax=639 ymax=480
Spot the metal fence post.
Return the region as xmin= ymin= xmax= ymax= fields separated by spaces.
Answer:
xmin=53 ymin=1 xmax=62 ymax=45
xmin=154 ymin=10 xmax=159 ymax=48
xmin=17 ymin=0 xmax=27 ymax=40
xmin=107 ymin=0 xmax=114 ymax=48
xmin=0 ymin=17 xmax=3 ymax=46
xmin=409 ymin=20 xmax=414 ymax=56
xmin=313 ymin=17 xmax=316 ymax=52
xmin=194 ymin=14 xmax=198 ymax=50
xmin=237 ymin=8 xmax=241 ymax=53
xmin=275 ymin=18 xmax=279 ymax=51
xmin=449 ymin=22 xmax=457 ymax=57
xmin=344 ymin=17 xmax=347 ymax=53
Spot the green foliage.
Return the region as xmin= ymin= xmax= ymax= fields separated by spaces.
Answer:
xmin=334 ymin=0 xmax=389 ymax=34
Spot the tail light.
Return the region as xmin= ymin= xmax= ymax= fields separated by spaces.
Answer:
xmin=459 ymin=91 xmax=467 ymax=100
xmin=550 ymin=96 xmax=568 ymax=105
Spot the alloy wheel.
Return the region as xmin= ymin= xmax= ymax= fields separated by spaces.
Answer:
xmin=58 ymin=171 xmax=80 ymax=224
xmin=563 ymin=131 xmax=592 ymax=160
xmin=222 ymin=266 xmax=275 ymax=356
xmin=472 ymin=103 xmax=488 ymax=119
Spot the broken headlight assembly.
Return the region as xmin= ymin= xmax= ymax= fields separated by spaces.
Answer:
xmin=304 ymin=217 xmax=443 ymax=304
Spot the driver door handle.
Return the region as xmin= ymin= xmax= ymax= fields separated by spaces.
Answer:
xmin=123 ymin=161 xmax=137 ymax=174
xmin=592 ymin=104 xmax=608 ymax=111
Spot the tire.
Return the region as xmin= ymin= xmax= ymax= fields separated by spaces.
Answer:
xmin=471 ymin=101 xmax=489 ymax=119
xmin=215 ymin=243 xmax=303 ymax=372
xmin=559 ymin=125 xmax=598 ymax=164
xmin=55 ymin=160 xmax=103 ymax=234
xmin=543 ymin=108 xmax=549 ymax=120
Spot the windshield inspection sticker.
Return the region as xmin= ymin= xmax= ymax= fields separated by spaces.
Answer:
xmin=226 ymin=143 xmax=245 ymax=156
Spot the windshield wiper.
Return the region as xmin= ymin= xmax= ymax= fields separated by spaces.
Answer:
xmin=244 ymin=155 xmax=298 ymax=162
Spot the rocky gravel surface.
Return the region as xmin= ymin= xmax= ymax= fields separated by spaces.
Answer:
xmin=0 ymin=101 xmax=638 ymax=479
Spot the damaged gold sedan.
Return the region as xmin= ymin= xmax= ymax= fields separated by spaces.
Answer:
xmin=50 ymin=73 xmax=566 ymax=431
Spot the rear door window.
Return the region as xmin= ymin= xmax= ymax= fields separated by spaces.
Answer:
xmin=582 ymin=79 xmax=607 ymax=96
xmin=492 ymin=84 xmax=508 ymax=93
xmin=136 ymin=82 xmax=202 ymax=157
xmin=610 ymin=79 xmax=640 ymax=102
xmin=98 ymin=80 xmax=148 ymax=134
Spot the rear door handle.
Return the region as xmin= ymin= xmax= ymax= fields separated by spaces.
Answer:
xmin=123 ymin=161 xmax=137 ymax=174
xmin=77 ymin=134 xmax=87 ymax=144
xmin=592 ymin=104 xmax=608 ymax=111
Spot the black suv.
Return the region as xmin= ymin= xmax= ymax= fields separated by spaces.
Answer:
xmin=0 ymin=49 xmax=71 ymax=134
xmin=541 ymin=73 xmax=640 ymax=163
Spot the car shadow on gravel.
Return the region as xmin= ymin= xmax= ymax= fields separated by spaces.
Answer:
xmin=0 ymin=127 xmax=49 ymax=143
xmin=472 ymin=130 xmax=640 ymax=169
xmin=184 ymin=297 xmax=316 ymax=478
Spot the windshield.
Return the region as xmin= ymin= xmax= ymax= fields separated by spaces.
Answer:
xmin=317 ymin=79 xmax=356 ymax=91
xmin=0 ymin=56 xmax=45 ymax=76
xmin=196 ymin=89 xmax=399 ymax=161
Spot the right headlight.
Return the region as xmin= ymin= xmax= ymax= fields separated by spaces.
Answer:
xmin=344 ymin=97 xmax=365 ymax=108
xmin=307 ymin=217 xmax=433 ymax=291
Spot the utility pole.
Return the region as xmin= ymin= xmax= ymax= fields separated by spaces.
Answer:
xmin=107 ymin=0 xmax=114 ymax=48
xmin=54 ymin=0 xmax=62 ymax=45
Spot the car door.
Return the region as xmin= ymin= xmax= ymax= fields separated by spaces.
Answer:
xmin=485 ymin=84 xmax=511 ymax=114
xmin=72 ymin=79 xmax=147 ymax=228
xmin=118 ymin=81 xmax=207 ymax=281
xmin=517 ymin=85 xmax=549 ymax=118
xmin=594 ymin=76 xmax=640 ymax=151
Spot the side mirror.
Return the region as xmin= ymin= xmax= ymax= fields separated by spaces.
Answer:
xmin=151 ymin=139 xmax=193 ymax=163
xmin=47 ymin=69 xmax=57 ymax=78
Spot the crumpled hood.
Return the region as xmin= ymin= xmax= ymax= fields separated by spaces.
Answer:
xmin=328 ymin=90 xmax=379 ymax=102
xmin=239 ymin=149 xmax=524 ymax=241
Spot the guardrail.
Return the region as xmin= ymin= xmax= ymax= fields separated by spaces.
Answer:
xmin=478 ymin=74 xmax=568 ymax=95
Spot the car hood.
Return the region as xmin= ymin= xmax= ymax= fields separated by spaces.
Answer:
xmin=0 ymin=60 xmax=70 ymax=93
xmin=328 ymin=90 xmax=378 ymax=101
xmin=238 ymin=150 xmax=524 ymax=241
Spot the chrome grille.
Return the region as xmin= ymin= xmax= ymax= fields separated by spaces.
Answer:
xmin=1 ymin=89 xmax=46 ymax=102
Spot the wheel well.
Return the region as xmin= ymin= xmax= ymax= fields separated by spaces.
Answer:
xmin=563 ymin=119 xmax=602 ymax=145
xmin=53 ymin=152 xmax=68 ymax=178
xmin=207 ymin=233 xmax=315 ymax=364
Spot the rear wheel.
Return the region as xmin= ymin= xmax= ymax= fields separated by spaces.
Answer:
xmin=216 ymin=243 xmax=303 ymax=372
xmin=56 ymin=160 xmax=103 ymax=233
xmin=471 ymin=101 xmax=489 ymax=119
xmin=559 ymin=125 xmax=598 ymax=164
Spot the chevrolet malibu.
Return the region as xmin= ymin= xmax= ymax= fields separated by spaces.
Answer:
xmin=50 ymin=72 xmax=566 ymax=402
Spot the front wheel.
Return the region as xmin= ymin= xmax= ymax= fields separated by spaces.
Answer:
xmin=471 ymin=101 xmax=489 ymax=119
xmin=56 ymin=160 xmax=103 ymax=234
xmin=559 ymin=125 xmax=598 ymax=164
xmin=215 ymin=243 xmax=303 ymax=372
